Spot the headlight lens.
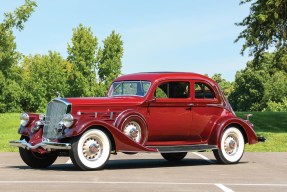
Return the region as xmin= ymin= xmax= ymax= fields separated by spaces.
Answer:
xmin=63 ymin=114 xmax=73 ymax=128
xmin=20 ymin=113 xmax=29 ymax=126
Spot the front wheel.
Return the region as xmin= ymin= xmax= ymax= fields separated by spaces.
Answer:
xmin=19 ymin=136 xmax=57 ymax=168
xmin=161 ymin=152 xmax=187 ymax=161
xmin=213 ymin=127 xmax=245 ymax=164
xmin=70 ymin=129 xmax=111 ymax=171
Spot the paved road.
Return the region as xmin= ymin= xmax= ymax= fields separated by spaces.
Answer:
xmin=0 ymin=152 xmax=287 ymax=192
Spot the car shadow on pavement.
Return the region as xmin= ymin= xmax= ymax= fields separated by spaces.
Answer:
xmin=105 ymin=158 xmax=217 ymax=170
xmin=7 ymin=158 xmax=248 ymax=171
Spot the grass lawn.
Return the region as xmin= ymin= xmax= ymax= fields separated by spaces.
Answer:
xmin=236 ymin=112 xmax=287 ymax=152
xmin=0 ymin=112 xmax=286 ymax=152
xmin=0 ymin=113 xmax=20 ymax=152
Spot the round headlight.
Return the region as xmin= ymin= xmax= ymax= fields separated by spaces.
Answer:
xmin=20 ymin=113 xmax=29 ymax=127
xmin=63 ymin=114 xmax=73 ymax=128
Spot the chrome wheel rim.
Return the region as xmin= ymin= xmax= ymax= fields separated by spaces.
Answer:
xmin=123 ymin=121 xmax=141 ymax=143
xmin=224 ymin=133 xmax=239 ymax=156
xmin=82 ymin=136 xmax=103 ymax=161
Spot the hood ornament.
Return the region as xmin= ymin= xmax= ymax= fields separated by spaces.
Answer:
xmin=56 ymin=91 xmax=61 ymax=98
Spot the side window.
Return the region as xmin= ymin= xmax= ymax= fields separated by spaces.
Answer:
xmin=155 ymin=81 xmax=190 ymax=99
xmin=194 ymin=82 xmax=215 ymax=99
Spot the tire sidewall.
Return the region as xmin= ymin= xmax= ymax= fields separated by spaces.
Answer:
xmin=219 ymin=127 xmax=245 ymax=164
xmin=72 ymin=129 xmax=111 ymax=170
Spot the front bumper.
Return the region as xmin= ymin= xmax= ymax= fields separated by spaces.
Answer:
xmin=9 ymin=139 xmax=71 ymax=151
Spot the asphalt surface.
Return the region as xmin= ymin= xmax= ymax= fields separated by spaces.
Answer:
xmin=0 ymin=152 xmax=287 ymax=192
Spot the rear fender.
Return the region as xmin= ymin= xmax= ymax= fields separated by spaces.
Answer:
xmin=208 ymin=116 xmax=258 ymax=148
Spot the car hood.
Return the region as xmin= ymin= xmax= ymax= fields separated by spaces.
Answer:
xmin=65 ymin=96 xmax=146 ymax=113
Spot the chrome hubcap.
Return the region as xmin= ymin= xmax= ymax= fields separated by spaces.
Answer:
xmin=224 ymin=135 xmax=238 ymax=155
xmin=124 ymin=121 xmax=141 ymax=143
xmin=82 ymin=137 xmax=102 ymax=160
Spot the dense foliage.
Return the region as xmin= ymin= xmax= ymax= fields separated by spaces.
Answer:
xmin=0 ymin=0 xmax=37 ymax=112
xmin=229 ymin=52 xmax=287 ymax=111
xmin=0 ymin=2 xmax=124 ymax=113
xmin=236 ymin=0 xmax=287 ymax=60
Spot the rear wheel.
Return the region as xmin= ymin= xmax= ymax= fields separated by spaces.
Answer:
xmin=213 ymin=127 xmax=245 ymax=164
xmin=19 ymin=136 xmax=57 ymax=168
xmin=70 ymin=129 xmax=111 ymax=171
xmin=161 ymin=152 xmax=187 ymax=161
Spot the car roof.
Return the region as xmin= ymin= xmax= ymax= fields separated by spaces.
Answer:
xmin=114 ymin=72 xmax=217 ymax=85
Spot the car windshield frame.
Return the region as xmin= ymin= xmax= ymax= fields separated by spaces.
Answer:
xmin=107 ymin=80 xmax=152 ymax=97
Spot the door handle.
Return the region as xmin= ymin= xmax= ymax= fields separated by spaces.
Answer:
xmin=186 ymin=103 xmax=194 ymax=110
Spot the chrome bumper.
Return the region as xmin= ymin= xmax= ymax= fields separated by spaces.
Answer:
xmin=9 ymin=139 xmax=71 ymax=151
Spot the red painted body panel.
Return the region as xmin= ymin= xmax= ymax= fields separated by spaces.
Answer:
xmin=20 ymin=72 xmax=259 ymax=153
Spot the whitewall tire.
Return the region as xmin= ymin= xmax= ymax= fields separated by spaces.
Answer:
xmin=70 ymin=129 xmax=111 ymax=171
xmin=213 ymin=127 xmax=245 ymax=164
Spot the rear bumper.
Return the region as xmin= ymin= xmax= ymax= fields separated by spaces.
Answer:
xmin=257 ymin=136 xmax=266 ymax=142
xmin=9 ymin=139 xmax=71 ymax=151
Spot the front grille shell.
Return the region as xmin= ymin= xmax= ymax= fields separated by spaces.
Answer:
xmin=43 ymin=99 xmax=71 ymax=141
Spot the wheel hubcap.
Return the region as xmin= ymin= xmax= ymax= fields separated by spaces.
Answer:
xmin=224 ymin=135 xmax=238 ymax=155
xmin=82 ymin=137 xmax=102 ymax=160
xmin=124 ymin=121 xmax=141 ymax=142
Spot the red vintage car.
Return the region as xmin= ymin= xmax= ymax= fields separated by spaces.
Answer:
xmin=10 ymin=72 xmax=265 ymax=170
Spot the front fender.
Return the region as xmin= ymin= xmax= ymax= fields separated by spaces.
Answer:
xmin=69 ymin=115 xmax=156 ymax=153
xmin=208 ymin=116 xmax=258 ymax=147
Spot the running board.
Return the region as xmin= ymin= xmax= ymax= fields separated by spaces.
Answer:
xmin=147 ymin=144 xmax=217 ymax=153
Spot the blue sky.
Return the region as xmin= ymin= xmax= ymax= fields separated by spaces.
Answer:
xmin=1 ymin=0 xmax=252 ymax=81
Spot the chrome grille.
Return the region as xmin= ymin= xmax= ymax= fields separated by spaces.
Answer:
xmin=43 ymin=99 xmax=69 ymax=140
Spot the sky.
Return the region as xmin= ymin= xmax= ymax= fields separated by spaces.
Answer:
xmin=1 ymin=0 xmax=252 ymax=81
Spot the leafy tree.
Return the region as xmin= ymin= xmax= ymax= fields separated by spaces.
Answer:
xmin=236 ymin=0 xmax=287 ymax=59
xmin=263 ymin=97 xmax=287 ymax=112
xmin=211 ymin=73 xmax=233 ymax=97
xmin=229 ymin=67 xmax=268 ymax=111
xmin=97 ymin=30 xmax=124 ymax=96
xmin=21 ymin=51 xmax=71 ymax=112
xmin=229 ymin=51 xmax=287 ymax=111
xmin=67 ymin=24 xmax=98 ymax=97
xmin=263 ymin=71 xmax=287 ymax=103
xmin=0 ymin=0 xmax=36 ymax=112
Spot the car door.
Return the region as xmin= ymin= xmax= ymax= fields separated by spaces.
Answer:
xmin=146 ymin=80 xmax=193 ymax=145
xmin=190 ymin=80 xmax=225 ymax=142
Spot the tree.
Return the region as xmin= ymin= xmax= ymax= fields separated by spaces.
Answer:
xmin=229 ymin=51 xmax=287 ymax=111
xmin=0 ymin=0 xmax=36 ymax=77
xmin=229 ymin=68 xmax=268 ymax=111
xmin=97 ymin=30 xmax=124 ymax=96
xmin=67 ymin=24 xmax=98 ymax=97
xmin=21 ymin=52 xmax=71 ymax=112
xmin=263 ymin=71 xmax=287 ymax=103
xmin=0 ymin=0 xmax=37 ymax=112
xmin=211 ymin=74 xmax=233 ymax=97
xmin=236 ymin=0 xmax=287 ymax=59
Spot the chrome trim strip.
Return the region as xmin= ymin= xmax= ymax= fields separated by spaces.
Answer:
xmin=147 ymin=144 xmax=217 ymax=153
xmin=9 ymin=139 xmax=71 ymax=150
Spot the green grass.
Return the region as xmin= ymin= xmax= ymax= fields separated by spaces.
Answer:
xmin=236 ymin=112 xmax=287 ymax=152
xmin=0 ymin=113 xmax=20 ymax=152
xmin=0 ymin=112 xmax=286 ymax=152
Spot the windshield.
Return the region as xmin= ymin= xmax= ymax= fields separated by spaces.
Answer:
xmin=108 ymin=81 xmax=151 ymax=97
